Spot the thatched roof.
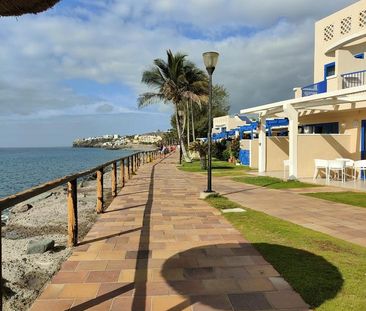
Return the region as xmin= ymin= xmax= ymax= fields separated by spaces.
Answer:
xmin=0 ymin=0 xmax=60 ymax=17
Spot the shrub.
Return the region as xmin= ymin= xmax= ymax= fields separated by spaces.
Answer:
xmin=222 ymin=148 xmax=231 ymax=161
xmin=213 ymin=140 xmax=227 ymax=160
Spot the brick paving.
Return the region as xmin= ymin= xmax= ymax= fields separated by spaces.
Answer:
xmin=211 ymin=178 xmax=366 ymax=247
xmin=30 ymin=153 xmax=309 ymax=311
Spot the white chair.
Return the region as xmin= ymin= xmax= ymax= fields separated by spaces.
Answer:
xmin=336 ymin=158 xmax=355 ymax=180
xmin=354 ymin=160 xmax=366 ymax=181
xmin=283 ymin=160 xmax=289 ymax=178
xmin=328 ymin=160 xmax=346 ymax=183
xmin=313 ymin=159 xmax=329 ymax=180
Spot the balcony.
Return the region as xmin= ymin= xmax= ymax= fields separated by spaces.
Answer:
xmin=301 ymin=80 xmax=327 ymax=97
xmin=341 ymin=70 xmax=366 ymax=89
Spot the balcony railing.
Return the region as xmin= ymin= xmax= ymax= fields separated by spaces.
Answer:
xmin=301 ymin=80 xmax=327 ymax=97
xmin=341 ymin=70 xmax=366 ymax=89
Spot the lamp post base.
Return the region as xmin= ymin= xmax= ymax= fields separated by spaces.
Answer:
xmin=199 ymin=191 xmax=218 ymax=199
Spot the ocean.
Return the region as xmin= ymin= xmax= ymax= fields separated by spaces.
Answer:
xmin=0 ymin=147 xmax=136 ymax=199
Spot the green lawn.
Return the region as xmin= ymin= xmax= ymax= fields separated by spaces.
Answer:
xmin=178 ymin=159 xmax=251 ymax=177
xmin=304 ymin=191 xmax=366 ymax=208
xmin=233 ymin=175 xmax=319 ymax=189
xmin=205 ymin=195 xmax=366 ymax=311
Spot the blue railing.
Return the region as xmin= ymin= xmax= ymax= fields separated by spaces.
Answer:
xmin=341 ymin=69 xmax=366 ymax=89
xmin=301 ymin=80 xmax=327 ymax=97
xmin=213 ymin=118 xmax=290 ymax=141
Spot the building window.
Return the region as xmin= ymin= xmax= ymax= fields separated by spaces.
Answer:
xmin=354 ymin=53 xmax=364 ymax=59
xmin=340 ymin=16 xmax=352 ymax=35
xmin=324 ymin=62 xmax=336 ymax=79
xmin=302 ymin=122 xmax=339 ymax=134
xmin=360 ymin=10 xmax=366 ymax=28
xmin=323 ymin=24 xmax=334 ymax=41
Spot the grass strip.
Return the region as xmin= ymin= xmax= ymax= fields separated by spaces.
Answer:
xmin=205 ymin=195 xmax=366 ymax=311
xmin=178 ymin=159 xmax=250 ymax=176
xmin=304 ymin=191 xmax=366 ymax=208
xmin=233 ymin=175 xmax=319 ymax=189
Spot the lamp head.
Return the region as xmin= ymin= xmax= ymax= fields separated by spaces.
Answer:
xmin=202 ymin=51 xmax=219 ymax=75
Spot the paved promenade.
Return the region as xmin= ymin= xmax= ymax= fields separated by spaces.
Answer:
xmin=30 ymin=154 xmax=308 ymax=311
xmin=213 ymin=178 xmax=366 ymax=247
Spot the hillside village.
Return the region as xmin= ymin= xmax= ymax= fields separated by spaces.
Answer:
xmin=73 ymin=132 xmax=163 ymax=149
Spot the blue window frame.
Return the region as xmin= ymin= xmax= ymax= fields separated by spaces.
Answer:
xmin=354 ymin=53 xmax=364 ymax=59
xmin=324 ymin=62 xmax=336 ymax=79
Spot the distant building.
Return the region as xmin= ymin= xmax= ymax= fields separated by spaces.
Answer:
xmin=213 ymin=114 xmax=251 ymax=134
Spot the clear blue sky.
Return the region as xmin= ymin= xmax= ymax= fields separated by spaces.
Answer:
xmin=0 ymin=0 xmax=356 ymax=147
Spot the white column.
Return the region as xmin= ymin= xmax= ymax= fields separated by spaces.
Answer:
xmin=283 ymin=104 xmax=298 ymax=179
xmin=258 ymin=115 xmax=266 ymax=173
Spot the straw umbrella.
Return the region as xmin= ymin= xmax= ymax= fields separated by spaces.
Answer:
xmin=0 ymin=0 xmax=60 ymax=16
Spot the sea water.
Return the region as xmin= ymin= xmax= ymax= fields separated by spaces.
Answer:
xmin=0 ymin=147 xmax=136 ymax=220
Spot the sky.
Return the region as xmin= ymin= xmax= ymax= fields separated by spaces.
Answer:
xmin=0 ymin=0 xmax=357 ymax=147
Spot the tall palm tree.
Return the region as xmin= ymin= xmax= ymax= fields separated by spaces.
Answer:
xmin=181 ymin=61 xmax=208 ymax=147
xmin=138 ymin=50 xmax=207 ymax=162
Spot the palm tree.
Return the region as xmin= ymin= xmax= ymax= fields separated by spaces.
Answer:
xmin=138 ymin=50 xmax=207 ymax=162
xmin=181 ymin=61 xmax=208 ymax=147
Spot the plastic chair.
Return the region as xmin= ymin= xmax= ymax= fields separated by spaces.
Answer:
xmin=336 ymin=158 xmax=354 ymax=180
xmin=313 ymin=159 xmax=329 ymax=180
xmin=328 ymin=160 xmax=346 ymax=183
xmin=354 ymin=160 xmax=366 ymax=181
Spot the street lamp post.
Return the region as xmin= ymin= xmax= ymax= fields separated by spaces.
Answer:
xmin=202 ymin=51 xmax=219 ymax=193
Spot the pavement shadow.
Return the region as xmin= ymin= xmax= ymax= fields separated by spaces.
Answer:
xmin=161 ymin=243 xmax=343 ymax=310
xmin=68 ymin=153 xmax=173 ymax=311
xmin=252 ymin=243 xmax=343 ymax=308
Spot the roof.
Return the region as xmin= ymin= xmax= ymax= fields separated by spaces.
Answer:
xmin=236 ymin=114 xmax=252 ymax=123
xmin=0 ymin=0 xmax=60 ymax=17
xmin=240 ymin=85 xmax=366 ymax=117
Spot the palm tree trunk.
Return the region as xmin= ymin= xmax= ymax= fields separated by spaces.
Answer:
xmin=186 ymin=101 xmax=190 ymax=148
xmin=175 ymin=108 xmax=191 ymax=162
xmin=191 ymin=100 xmax=195 ymax=141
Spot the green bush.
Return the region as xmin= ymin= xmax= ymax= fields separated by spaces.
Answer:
xmin=230 ymin=138 xmax=240 ymax=159
xmin=213 ymin=140 xmax=228 ymax=160
xmin=222 ymin=148 xmax=231 ymax=161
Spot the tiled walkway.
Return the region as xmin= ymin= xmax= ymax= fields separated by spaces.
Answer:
xmin=30 ymin=154 xmax=308 ymax=311
xmin=212 ymin=178 xmax=366 ymax=247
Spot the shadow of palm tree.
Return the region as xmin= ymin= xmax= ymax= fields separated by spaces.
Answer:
xmin=161 ymin=243 xmax=343 ymax=310
xmin=252 ymin=243 xmax=343 ymax=308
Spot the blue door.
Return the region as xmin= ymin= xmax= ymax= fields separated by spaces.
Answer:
xmin=239 ymin=149 xmax=250 ymax=166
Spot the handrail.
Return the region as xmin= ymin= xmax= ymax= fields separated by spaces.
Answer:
xmin=340 ymin=69 xmax=366 ymax=77
xmin=341 ymin=69 xmax=366 ymax=89
xmin=301 ymin=80 xmax=327 ymax=97
xmin=0 ymin=149 xmax=160 ymax=246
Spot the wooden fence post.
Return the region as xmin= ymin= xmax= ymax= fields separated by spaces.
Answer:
xmin=127 ymin=157 xmax=131 ymax=179
xmin=67 ymin=179 xmax=78 ymax=247
xmin=112 ymin=162 xmax=117 ymax=197
xmin=96 ymin=168 xmax=104 ymax=213
xmin=120 ymin=159 xmax=125 ymax=187
xmin=131 ymin=155 xmax=134 ymax=175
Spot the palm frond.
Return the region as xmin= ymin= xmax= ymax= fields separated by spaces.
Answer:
xmin=137 ymin=92 xmax=167 ymax=108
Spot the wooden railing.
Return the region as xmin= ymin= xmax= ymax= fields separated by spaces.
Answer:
xmin=0 ymin=149 xmax=159 ymax=246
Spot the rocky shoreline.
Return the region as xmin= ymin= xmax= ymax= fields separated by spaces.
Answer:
xmin=1 ymin=170 xmax=113 ymax=311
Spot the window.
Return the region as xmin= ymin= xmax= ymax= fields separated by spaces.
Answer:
xmin=302 ymin=122 xmax=339 ymax=134
xmin=324 ymin=62 xmax=336 ymax=79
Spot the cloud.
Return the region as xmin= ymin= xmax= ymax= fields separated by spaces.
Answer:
xmin=0 ymin=0 xmax=356 ymax=140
